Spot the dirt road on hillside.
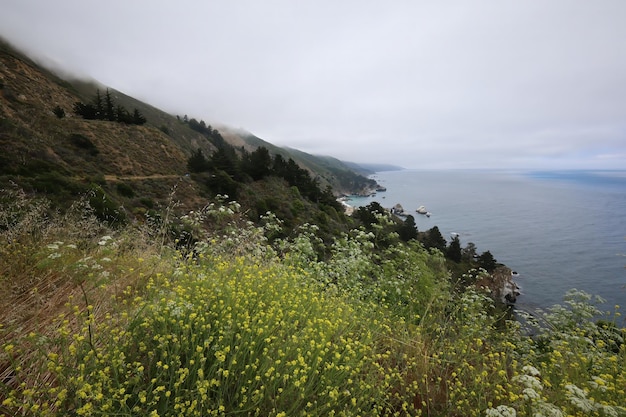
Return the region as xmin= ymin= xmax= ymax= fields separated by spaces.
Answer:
xmin=104 ymin=174 xmax=185 ymax=181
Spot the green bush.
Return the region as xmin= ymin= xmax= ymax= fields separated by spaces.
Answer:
xmin=139 ymin=197 xmax=155 ymax=209
xmin=88 ymin=174 xmax=107 ymax=186
xmin=52 ymin=105 xmax=65 ymax=119
xmin=88 ymin=184 xmax=126 ymax=225
xmin=16 ymin=158 xmax=69 ymax=177
xmin=68 ymin=133 xmax=99 ymax=156
xmin=116 ymin=182 xmax=135 ymax=198
xmin=27 ymin=172 xmax=85 ymax=201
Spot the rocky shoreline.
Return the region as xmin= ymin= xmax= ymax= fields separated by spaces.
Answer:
xmin=476 ymin=266 xmax=521 ymax=305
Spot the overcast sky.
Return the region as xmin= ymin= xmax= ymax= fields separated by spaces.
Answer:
xmin=2 ymin=1 xmax=625 ymax=169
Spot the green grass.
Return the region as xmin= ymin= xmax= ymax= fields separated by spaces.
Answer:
xmin=1 ymin=189 xmax=624 ymax=416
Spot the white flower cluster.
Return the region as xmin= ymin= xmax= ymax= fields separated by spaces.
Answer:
xmin=487 ymin=366 xmax=564 ymax=417
xmin=485 ymin=405 xmax=516 ymax=417
xmin=565 ymin=384 xmax=621 ymax=417
xmin=512 ymin=366 xmax=543 ymax=401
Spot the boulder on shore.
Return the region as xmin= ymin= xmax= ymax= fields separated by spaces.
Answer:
xmin=475 ymin=266 xmax=520 ymax=304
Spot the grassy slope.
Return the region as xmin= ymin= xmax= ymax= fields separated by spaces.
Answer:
xmin=1 ymin=192 xmax=624 ymax=416
xmin=0 ymin=39 xmax=211 ymax=211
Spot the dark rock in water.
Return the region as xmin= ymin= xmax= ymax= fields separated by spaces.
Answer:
xmin=391 ymin=203 xmax=405 ymax=215
xmin=476 ymin=266 xmax=520 ymax=304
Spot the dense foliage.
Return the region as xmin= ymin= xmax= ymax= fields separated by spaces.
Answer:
xmin=188 ymin=145 xmax=341 ymax=210
xmin=1 ymin=187 xmax=624 ymax=416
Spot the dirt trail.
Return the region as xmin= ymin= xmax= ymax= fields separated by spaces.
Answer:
xmin=104 ymin=174 xmax=184 ymax=181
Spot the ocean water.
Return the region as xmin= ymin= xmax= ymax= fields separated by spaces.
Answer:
xmin=346 ymin=169 xmax=626 ymax=315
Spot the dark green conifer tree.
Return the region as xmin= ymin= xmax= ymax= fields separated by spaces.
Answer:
xmin=104 ymin=89 xmax=115 ymax=121
xmin=247 ymin=146 xmax=273 ymax=180
xmin=132 ymin=108 xmax=146 ymax=125
xmin=73 ymin=101 xmax=98 ymax=119
xmin=398 ymin=215 xmax=418 ymax=242
xmin=187 ymin=149 xmax=211 ymax=173
xmin=94 ymin=89 xmax=104 ymax=118
xmin=446 ymin=235 xmax=462 ymax=262
xmin=116 ymin=105 xmax=131 ymax=124
xmin=477 ymin=250 xmax=497 ymax=272
xmin=422 ymin=226 xmax=446 ymax=252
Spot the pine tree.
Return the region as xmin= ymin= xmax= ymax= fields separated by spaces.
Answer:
xmin=477 ymin=250 xmax=497 ymax=272
xmin=446 ymin=235 xmax=462 ymax=262
xmin=247 ymin=146 xmax=272 ymax=180
xmin=93 ymin=89 xmax=104 ymax=118
xmin=132 ymin=108 xmax=146 ymax=125
xmin=187 ymin=149 xmax=211 ymax=173
xmin=73 ymin=101 xmax=98 ymax=119
xmin=116 ymin=105 xmax=131 ymax=124
xmin=398 ymin=215 xmax=418 ymax=242
xmin=422 ymin=226 xmax=446 ymax=251
xmin=462 ymin=242 xmax=477 ymax=262
xmin=104 ymin=89 xmax=115 ymax=121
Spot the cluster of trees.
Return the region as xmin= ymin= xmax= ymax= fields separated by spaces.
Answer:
xmin=188 ymin=144 xmax=342 ymax=212
xmin=419 ymin=224 xmax=498 ymax=271
xmin=73 ymin=89 xmax=146 ymax=125
xmin=354 ymin=201 xmax=500 ymax=280
xmin=354 ymin=201 xmax=418 ymax=245
xmin=178 ymin=115 xmax=226 ymax=148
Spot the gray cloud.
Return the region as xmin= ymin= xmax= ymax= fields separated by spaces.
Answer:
xmin=2 ymin=0 xmax=625 ymax=169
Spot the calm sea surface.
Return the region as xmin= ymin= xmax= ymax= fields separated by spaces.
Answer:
xmin=347 ymin=170 xmax=626 ymax=315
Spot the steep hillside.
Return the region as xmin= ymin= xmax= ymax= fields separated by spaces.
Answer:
xmin=224 ymin=128 xmax=380 ymax=195
xmin=0 ymin=39 xmax=380 ymax=215
xmin=283 ymin=146 xmax=380 ymax=195
xmin=0 ymin=40 xmax=214 ymax=210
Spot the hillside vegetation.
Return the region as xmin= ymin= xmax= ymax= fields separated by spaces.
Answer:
xmin=1 ymin=189 xmax=624 ymax=416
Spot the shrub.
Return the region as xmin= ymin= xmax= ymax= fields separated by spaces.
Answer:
xmin=29 ymin=171 xmax=85 ymax=199
xmin=52 ymin=105 xmax=65 ymax=119
xmin=88 ymin=174 xmax=107 ymax=186
xmin=139 ymin=197 xmax=155 ymax=209
xmin=116 ymin=182 xmax=135 ymax=198
xmin=88 ymin=184 xmax=126 ymax=225
xmin=68 ymin=133 xmax=99 ymax=156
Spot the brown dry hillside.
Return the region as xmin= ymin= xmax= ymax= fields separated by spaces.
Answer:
xmin=0 ymin=39 xmax=219 ymax=211
xmin=0 ymin=38 xmax=379 ymax=224
xmin=0 ymin=42 xmax=204 ymax=178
